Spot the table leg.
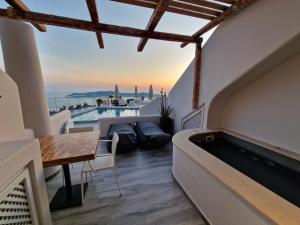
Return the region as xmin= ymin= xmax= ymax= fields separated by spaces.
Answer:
xmin=49 ymin=164 xmax=88 ymax=211
xmin=62 ymin=164 xmax=72 ymax=197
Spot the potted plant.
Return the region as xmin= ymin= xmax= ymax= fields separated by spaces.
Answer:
xmin=159 ymin=90 xmax=174 ymax=134
xmin=96 ymin=98 xmax=102 ymax=106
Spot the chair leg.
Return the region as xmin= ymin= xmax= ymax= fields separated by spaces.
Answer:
xmin=90 ymin=172 xmax=93 ymax=182
xmin=81 ymin=172 xmax=84 ymax=205
xmin=113 ymin=167 xmax=122 ymax=197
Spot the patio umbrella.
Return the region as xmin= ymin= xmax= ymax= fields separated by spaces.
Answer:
xmin=148 ymin=84 xmax=153 ymax=101
xmin=134 ymin=85 xmax=138 ymax=99
xmin=115 ymin=84 xmax=119 ymax=99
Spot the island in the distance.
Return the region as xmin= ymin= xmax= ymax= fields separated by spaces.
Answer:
xmin=66 ymin=90 xmax=158 ymax=98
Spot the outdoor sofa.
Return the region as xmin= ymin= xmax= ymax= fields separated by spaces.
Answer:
xmin=105 ymin=121 xmax=171 ymax=152
xmin=106 ymin=123 xmax=138 ymax=154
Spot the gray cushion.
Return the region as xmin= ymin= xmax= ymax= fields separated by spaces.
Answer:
xmin=135 ymin=122 xmax=172 ymax=149
xmin=106 ymin=123 xmax=138 ymax=154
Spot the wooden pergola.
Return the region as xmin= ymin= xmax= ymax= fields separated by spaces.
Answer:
xmin=1 ymin=0 xmax=256 ymax=108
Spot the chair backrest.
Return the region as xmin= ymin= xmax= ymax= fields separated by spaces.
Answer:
xmin=69 ymin=127 xmax=93 ymax=133
xmin=111 ymin=132 xmax=119 ymax=156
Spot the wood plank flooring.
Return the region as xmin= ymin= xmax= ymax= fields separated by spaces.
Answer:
xmin=46 ymin=143 xmax=206 ymax=225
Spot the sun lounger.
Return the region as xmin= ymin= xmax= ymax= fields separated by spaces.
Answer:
xmin=106 ymin=123 xmax=138 ymax=154
xmin=135 ymin=121 xmax=172 ymax=149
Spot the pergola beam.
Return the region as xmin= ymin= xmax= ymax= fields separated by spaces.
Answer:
xmin=0 ymin=8 xmax=201 ymax=43
xmin=141 ymin=0 xmax=221 ymax=16
xmin=137 ymin=0 xmax=172 ymax=52
xmin=111 ymin=0 xmax=216 ymax=20
xmin=5 ymin=0 xmax=46 ymax=32
xmin=169 ymin=1 xmax=221 ymax=17
xmin=177 ymin=0 xmax=229 ymax=11
xmin=214 ymin=0 xmax=236 ymax=4
xmin=192 ymin=42 xmax=202 ymax=109
xmin=181 ymin=0 xmax=257 ymax=48
xmin=86 ymin=0 xmax=104 ymax=48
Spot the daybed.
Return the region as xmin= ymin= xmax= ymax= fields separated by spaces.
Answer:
xmin=135 ymin=121 xmax=172 ymax=149
xmin=106 ymin=123 xmax=138 ymax=154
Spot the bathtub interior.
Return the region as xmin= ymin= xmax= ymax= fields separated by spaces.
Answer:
xmin=189 ymin=131 xmax=300 ymax=207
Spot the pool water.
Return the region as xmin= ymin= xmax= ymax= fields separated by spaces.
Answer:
xmin=73 ymin=107 xmax=140 ymax=122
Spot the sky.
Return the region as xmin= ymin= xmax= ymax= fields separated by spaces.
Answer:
xmin=0 ymin=0 xmax=215 ymax=95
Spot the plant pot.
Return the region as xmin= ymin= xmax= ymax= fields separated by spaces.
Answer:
xmin=160 ymin=117 xmax=173 ymax=134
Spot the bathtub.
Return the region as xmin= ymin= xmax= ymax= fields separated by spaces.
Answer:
xmin=172 ymin=128 xmax=300 ymax=225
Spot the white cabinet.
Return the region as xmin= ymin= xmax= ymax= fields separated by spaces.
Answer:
xmin=0 ymin=139 xmax=52 ymax=225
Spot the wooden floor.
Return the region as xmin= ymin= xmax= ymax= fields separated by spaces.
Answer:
xmin=46 ymin=143 xmax=206 ymax=225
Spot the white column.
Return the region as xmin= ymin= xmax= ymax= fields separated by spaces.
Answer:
xmin=0 ymin=18 xmax=52 ymax=138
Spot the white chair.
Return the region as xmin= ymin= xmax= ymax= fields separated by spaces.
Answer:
xmin=61 ymin=127 xmax=94 ymax=186
xmin=81 ymin=132 xmax=121 ymax=204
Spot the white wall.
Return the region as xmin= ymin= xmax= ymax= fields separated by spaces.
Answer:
xmin=140 ymin=97 xmax=162 ymax=115
xmin=168 ymin=62 xmax=194 ymax=131
xmin=222 ymin=53 xmax=300 ymax=154
xmin=50 ymin=110 xmax=73 ymax=135
xmin=168 ymin=0 xmax=300 ymax=132
xmin=0 ymin=69 xmax=27 ymax=142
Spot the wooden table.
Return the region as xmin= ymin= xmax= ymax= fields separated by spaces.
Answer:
xmin=39 ymin=131 xmax=100 ymax=211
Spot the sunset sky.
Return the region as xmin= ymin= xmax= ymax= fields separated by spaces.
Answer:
xmin=0 ymin=0 xmax=214 ymax=95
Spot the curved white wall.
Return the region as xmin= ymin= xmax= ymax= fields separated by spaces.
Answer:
xmin=50 ymin=110 xmax=73 ymax=135
xmin=0 ymin=18 xmax=52 ymax=138
xmin=221 ymin=53 xmax=300 ymax=154
xmin=173 ymin=145 xmax=273 ymax=225
xmin=168 ymin=0 xmax=300 ymax=132
xmin=0 ymin=19 xmax=64 ymax=178
xmin=0 ymin=69 xmax=27 ymax=142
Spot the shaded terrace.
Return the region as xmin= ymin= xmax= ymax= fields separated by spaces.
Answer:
xmin=0 ymin=0 xmax=258 ymax=224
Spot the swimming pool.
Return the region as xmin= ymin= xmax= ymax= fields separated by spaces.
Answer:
xmin=72 ymin=107 xmax=140 ymax=123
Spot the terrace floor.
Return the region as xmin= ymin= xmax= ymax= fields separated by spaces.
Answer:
xmin=46 ymin=143 xmax=206 ymax=225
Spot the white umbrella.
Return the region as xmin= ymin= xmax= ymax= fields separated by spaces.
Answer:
xmin=134 ymin=85 xmax=138 ymax=99
xmin=148 ymin=84 xmax=153 ymax=101
xmin=115 ymin=84 xmax=119 ymax=99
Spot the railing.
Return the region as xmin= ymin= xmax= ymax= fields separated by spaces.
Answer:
xmin=47 ymin=96 xmax=97 ymax=112
xmin=181 ymin=103 xmax=205 ymax=130
xmin=47 ymin=96 xmax=152 ymax=114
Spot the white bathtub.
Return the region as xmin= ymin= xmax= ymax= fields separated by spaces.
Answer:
xmin=172 ymin=128 xmax=300 ymax=225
